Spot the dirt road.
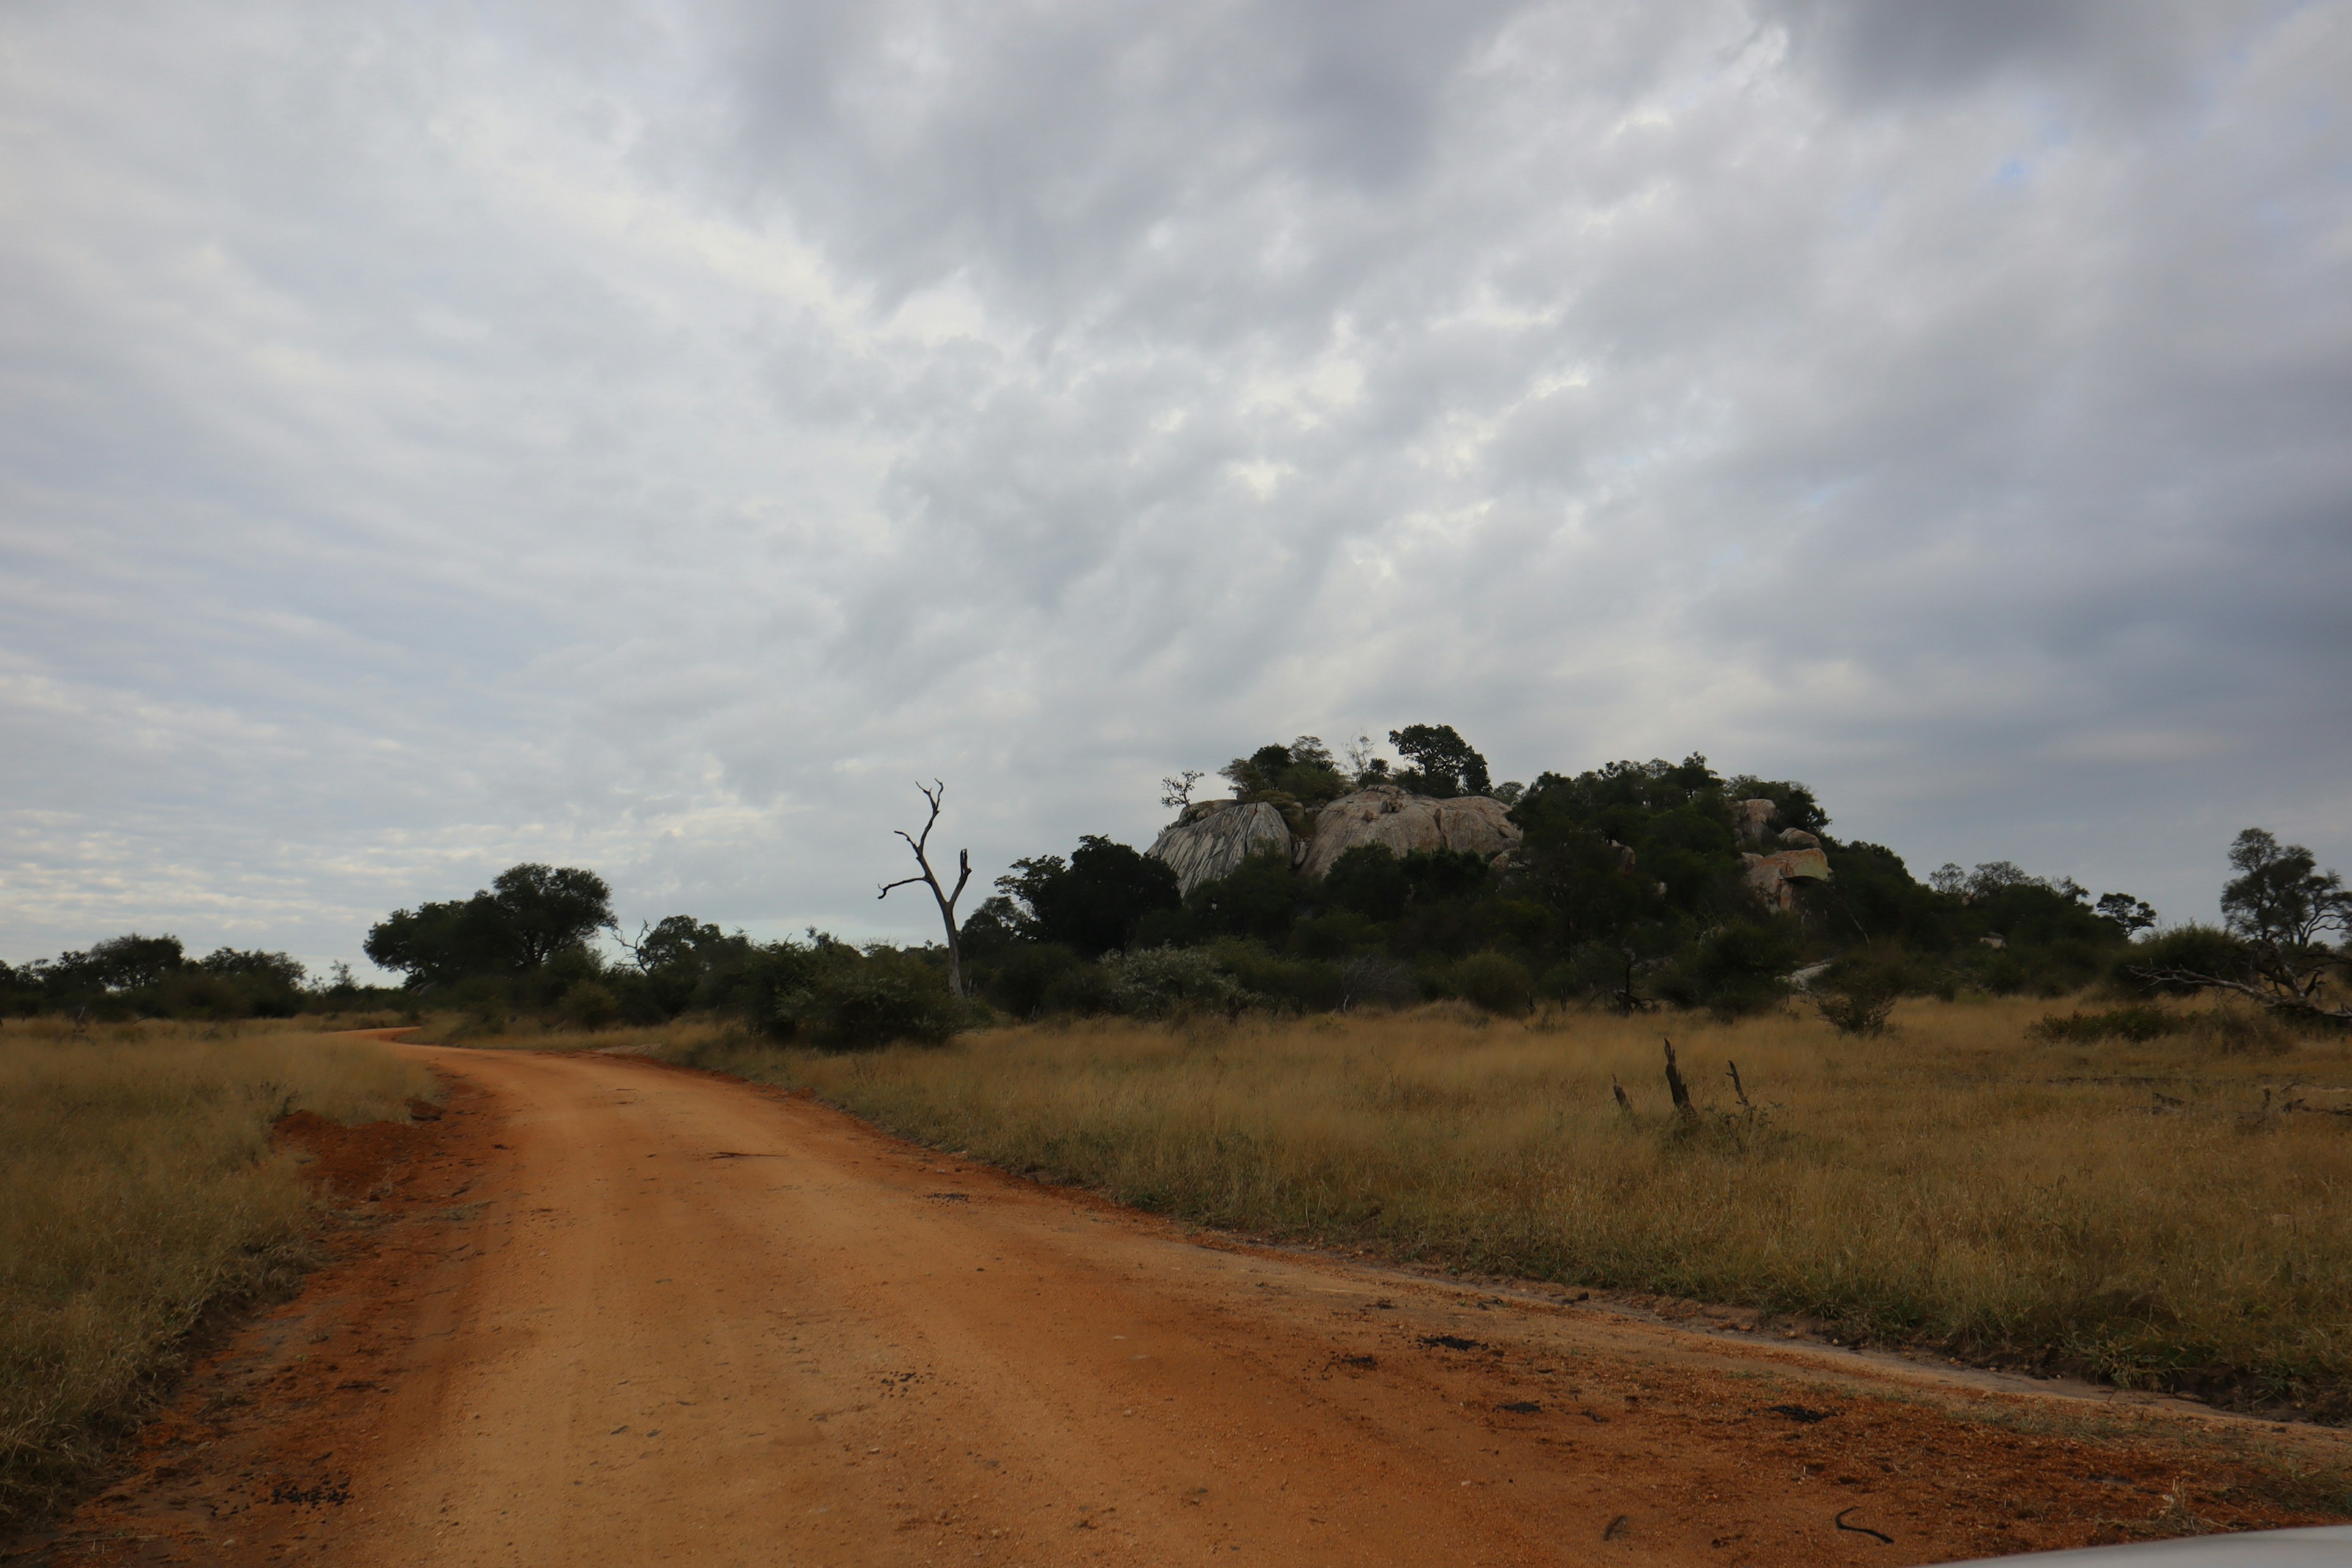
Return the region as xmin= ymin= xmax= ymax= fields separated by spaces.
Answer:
xmin=33 ymin=1045 xmax=2351 ymax=1567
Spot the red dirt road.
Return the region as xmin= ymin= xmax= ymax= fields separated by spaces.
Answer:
xmin=32 ymin=1044 xmax=2351 ymax=1567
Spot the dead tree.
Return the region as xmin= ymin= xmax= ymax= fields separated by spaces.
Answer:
xmin=878 ymin=781 xmax=975 ymax=1000
xmin=1661 ymin=1038 xmax=1695 ymax=1119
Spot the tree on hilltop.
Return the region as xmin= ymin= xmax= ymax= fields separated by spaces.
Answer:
xmin=1387 ymin=723 xmax=1490 ymax=798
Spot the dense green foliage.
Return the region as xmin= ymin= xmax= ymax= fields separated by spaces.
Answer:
xmin=363 ymin=863 xmax=614 ymax=984
xmin=955 ymin=737 xmax=2184 ymax=1028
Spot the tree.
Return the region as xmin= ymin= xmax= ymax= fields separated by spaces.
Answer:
xmin=40 ymin=933 xmax=187 ymax=996
xmin=995 ymin=835 xmax=1181 ymax=957
xmin=489 ymin=864 xmax=613 ymax=970
xmin=364 ymin=863 xmax=609 ymax=987
xmin=197 ymin=948 xmax=308 ymax=989
xmin=2094 ymin=892 xmax=2158 ymax=935
xmin=364 ymin=895 xmax=518 ymax=986
xmin=878 ymin=782 xmax=975 ymax=999
xmin=2222 ymin=829 xmax=2350 ymax=949
xmin=1183 ymin=848 xmax=1297 ymax=941
xmin=2136 ymin=828 xmax=2351 ymax=1023
xmin=1322 ymin=843 xmax=1410 ymax=921
xmin=1218 ymin=737 xmax=1349 ymax=805
xmin=1387 ymin=723 xmax=1490 ymax=797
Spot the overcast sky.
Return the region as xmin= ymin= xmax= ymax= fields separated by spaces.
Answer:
xmin=3 ymin=0 xmax=2348 ymax=974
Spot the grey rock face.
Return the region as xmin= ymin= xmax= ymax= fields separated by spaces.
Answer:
xmin=1145 ymin=801 xmax=1294 ymax=895
xmin=1734 ymin=799 xmax=1777 ymax=845
xmin=1297 ymin=786 xmax=1523 ymax=880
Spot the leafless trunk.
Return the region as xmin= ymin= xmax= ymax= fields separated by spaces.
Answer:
xmin=1662 ymin=1037 xmax=1694 ymax=1118
xmin=879 ymin=781 xmax=975 ymax=1000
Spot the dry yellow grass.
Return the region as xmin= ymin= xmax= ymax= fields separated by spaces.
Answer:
xmin=0 ymin=1018 xmax=436 ymax=1528
xmin=680 ymin=995 xmax=2352 ymax=1416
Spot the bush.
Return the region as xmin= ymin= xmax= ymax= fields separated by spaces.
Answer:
xmin=445 ymin=975 xmax=511 ymax=1035
xmin=148 ymin=970 xmax=254 ymax=1022
xmin=2112 ymin=925 xmax=2248 ymax=997
xmin=1448 ymin=951 xmax=1534 ymax=1016
xmin=1338 ymin=955 xmax=1419 ymax=1011
xmin=2026 ymin=1005 xmax=2188 ymax=1045
xmin=1812 ymin=946 xmax=1913 ymax=1037
xmin=976 ymin=943 xmax=1084 ymax=1019
xmin=1185 ymin=850 xmax=1300 ymax=942
xmin=2192 ymin=1003 xmax=2297 ymax=1056
xmin=1204 ymin=941 xmax=1342 ymax=1012
xmin=1041 ymin=962 xmax=1121 ymax=1017
xmin=1655 ymin=922 xmax=1801 ymax=1020
xmin=1286 ymin=911 xmax=1378 ymax=960
xmin=1321 ymin=844 xmax=1408 ymax=921
xmin=557 ymin=980 xmax=622 ymax=1031
xmin=1102 ymin=947 xmax=1253 ymax=1019
xmin=775 ymin=949 xmax=962 ymax=1050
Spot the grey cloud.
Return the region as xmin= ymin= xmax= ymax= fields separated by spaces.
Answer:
xmin=1765 ymin=0 xmax=2286 ymax=111
xmin=1 ymin=0 xmax=2347 ymax=971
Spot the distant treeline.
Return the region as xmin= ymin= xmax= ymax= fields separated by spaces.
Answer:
xmin=341 ymin=730 xmax=2308 ymax=1048
xmin=0 ymin=935 xmax=394 ymax=1021
xmin=18 ymin=729 xmax=2331 ymax=1041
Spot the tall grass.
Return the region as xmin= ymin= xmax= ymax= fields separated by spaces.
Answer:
xmin=0 ymin=1019 xmax=435 ymax=1528
xmin=681 ymin=997 xmax=2352 ymax=1414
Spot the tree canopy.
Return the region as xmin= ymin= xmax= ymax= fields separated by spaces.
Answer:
xmin=364 ymin=863 xmax=612 ymax=986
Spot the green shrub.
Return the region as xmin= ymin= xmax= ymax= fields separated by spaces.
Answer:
xmin=977 ymin=943 xmax=1084 ymax=1018
xmin=1041 ymin=961 xmax=1121 ymax=1017
xmin=1203 ymin=941 xmax=1341 ymax=1012
xmin=1448 ymin=951 xmax=1534 ymax=1016
xmin=557 ymin=980 xmax=622 ymax=1031
xmin=1184 ymin=850 xmax=1299 ymax=941
xmin=775 ymin=950 xmax=961 ymax=1050
xmin=1102 ymin=947 xmax=1253 ymax=1019
xmin=1655 ymin=922 xmax=1801 ymax=1019
xmin=2111 ymin=925 xmax=2248 ymax=997
xmin=1321 ymin=844 xmax=1409 ymax=921
xmin=1812 ymin=946 xmax=1914 ymax=1037
xmin=445 ymin=975 xmax=511 ymax=1035
xmin=1338 ymin=955 xmax=1418 ymax=1010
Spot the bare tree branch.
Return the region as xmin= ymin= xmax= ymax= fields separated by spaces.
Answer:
xmin=2132 ymin=965 xmax=2351 ymax=1024
xmin=877 ymin=780 xmax=974 ymax=1001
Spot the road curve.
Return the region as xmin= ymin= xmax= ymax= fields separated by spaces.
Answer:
xmin=37 ymin=1042 xmax=2348 ymax=1567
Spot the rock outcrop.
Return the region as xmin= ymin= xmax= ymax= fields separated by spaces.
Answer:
xmin=1741 ymin=846 xmax=1831 ymax=911
xmin=1146 ymin=801 xmax=1294 ymax=895
xmin=1733 ymin=799 xmax=1777 ymax=845
xmin=1297 ymin=786 xmax=1523 ymax=881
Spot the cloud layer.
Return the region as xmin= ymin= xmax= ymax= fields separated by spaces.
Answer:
xmin=3 ymin=0 xmax=2348 ymax=970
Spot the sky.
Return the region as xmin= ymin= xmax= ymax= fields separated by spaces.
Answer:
xmin=2 ymin=0 xmax=2348 ymax=976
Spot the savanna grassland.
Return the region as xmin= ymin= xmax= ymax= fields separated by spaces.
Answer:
xmin=0 ymin=1019 xmax=435 ymax=1528
xmin=679 ymin=995 xmax=2352 ymax=1419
